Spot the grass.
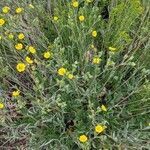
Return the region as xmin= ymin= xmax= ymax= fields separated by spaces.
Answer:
xmin=0 ymin=0 xmax=150 ymax=149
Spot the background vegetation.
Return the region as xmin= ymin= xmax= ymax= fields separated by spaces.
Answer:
xmin=0 ymin=0 xmax=150 ymax=149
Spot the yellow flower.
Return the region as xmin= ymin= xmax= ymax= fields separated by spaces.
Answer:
xmin=44 ymin=52 xmax=52 ymax=59
xmin=8 ymin=33 xmax=14 ymax=39
xmin=12 ymin=90 xmax=20 ymax=97
xmin=2 ymin=6 xmax=10 ymax=14
xmin=53 ymin=16 xmax=58 ymax=21
xmin=95 ymin=125 xmax=107 ymax=133
xmin=0 ymin=19 xmax=5 ymax=26
xmin=28 ymin=46 xmax=36 ymax=54
xmin=44 ymin=51 xmax=52 ymax=59
xmin=79 ymin=15 xmax=85 ymax=22
xmin=92 ymin=57 xmax=101 ymax=64
xmin=16 ymin=63 xmax=26 ymax=72
xmin=58 ymin=67 xmax=67 ymax=76
xmin=25 ymin=56 xmax=33 ymax=64
xmin=15 ymin=7 xmax=23 ymax=14
xmin=67 ymin=74 xmax=74 ymax=79
xmin=72 ymin=1 xmax=79 ymax=8
xmin=101 ymin=105 xmax=107 ymax=112
xmin=29 ymin=4 xmax=35 ymax=9
xmin=108 ymin=47 xmax=117 ymax=51
xmin=15 ymin=43 xmax=23 ymax=50
xmin=0 ymin=103 xmax=4 ymax=109
xmin=79 ymin=135 xmax=88 ymax=143
xmin=0 ymin=36 xmax=2 ymax=40
xmin=92 ymin=30 xmax=97 ymax=37
xmin=18 ymin=33 xmax=25 ymax=40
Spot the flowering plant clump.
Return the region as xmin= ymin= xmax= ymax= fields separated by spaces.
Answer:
xmin=0 ymin=0 xmax=149 ymax=149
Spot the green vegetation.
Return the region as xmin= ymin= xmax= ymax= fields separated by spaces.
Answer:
xmin=0 ymin=0 xmax=149 ymax=149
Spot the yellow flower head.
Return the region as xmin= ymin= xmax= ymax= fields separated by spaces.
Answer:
xmin=16 ymin=7 xmax=23 ymax=14
xmin=58 ymin=67 xmax=67 ymax=76
xmin=2 ymin=6 xmax=10 ymax=14
xmin=79 ymin=15 xmax=85 ymax=22
xmin=28 ymin=46 xmax=36 ymax=54
xmin=101 ymin=105 xmax=107 ymax=112
xmin=16 ymin=63 xmax=26 ymax=72
xmin=92 ymin=30 xmax=97 ymax=37
xmin=12 ymin=90 xmax=20 ymax=97
xmin=92 ymin=57 xmax=101 ymax=64
xmin=53 ymin=16 xmax=58 ymax=21
xmin=18 ymin=33 xmax=25 ymax=40
xmin=0 ymin=103 xmax=4 ymax=109
xmin=25 ymin=56 xmax=33 ymax=64
xmin=0 ymin=19 xmax=5 ymax=26
xmin=15 ymin=43 xmax=23 ymax=50
xmin=72 ymin=1 xmax=79 ymax=8
xmin=67 ymin=74 xmax=74 ymax=79
xmin=29 ymin=4 xmax=35 ymax=9
xmin=95 ymin=125 xmax=107 ymax=133
xmin=8 ymin=33 xmax=14 ymax=39
xmin=108 ymin=47 xmax=117 ymax=52
xmin=43 ymin=51 xmax=52 ymax=59
xmin=79 ymin=135 xmax=88 ymax=143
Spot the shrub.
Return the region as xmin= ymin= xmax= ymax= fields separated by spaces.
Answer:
xmin=0 ymin=0 xmax=149 ymax=149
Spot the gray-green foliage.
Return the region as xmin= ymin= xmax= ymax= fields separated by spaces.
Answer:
xmin=0 ymin=0 xmax=150 ymax=149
